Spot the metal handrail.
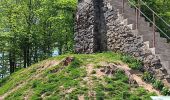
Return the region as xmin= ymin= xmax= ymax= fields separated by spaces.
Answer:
xmin=127 ymin=0 xmax=170 ymax=40
xmin=140 ymin=0 xmax=170 ymax=28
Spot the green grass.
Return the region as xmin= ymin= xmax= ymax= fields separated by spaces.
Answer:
xmin=142 ymin=71 xmax=170 ymax=95
xmin=121 ymin=54 xmax=142 ymax=70
xmin=0 ymin=52 xmax=156 ymax=99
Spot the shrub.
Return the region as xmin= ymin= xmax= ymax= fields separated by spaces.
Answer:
xmin=69 ymin=58 xmax=82 ymax=68
xmin=0 ymin=76 xmax=9 ymax=86
xmin=132 ymin=87 xmax=157 ymax=100
xmin=69 ymin=69 xmax=82 ymax=79
xmin=129 ymin=61 xmax=142 ymax=70
xmin=142 ymin=72 xmax=170 ymax=95
xmin=114 ymin=70 xmax=129 ymax=83
xmin=153 ymin=80 xmax=164 ymax=90
xmin=32 ymin=80 xmax=41 ymax=88
xmin=121 ymin=55 xmax=142 ymax=70
xmin=161 ymin=87 xmax=170 ymax=96
xmin=121 ymin=55 xmax=135 ymax=64
xmin=142 ymin=72 xmax=154 ymax=82
xmin=122 ymin=91 xmax=130 ymax=99
xmin=105 ymin=84 xmax=114 ymax=91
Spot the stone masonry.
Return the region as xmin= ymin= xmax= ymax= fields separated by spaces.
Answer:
xmin=74 ymin=0 xmax=107 ymax=53
xmin=74 ymin=0 xmax=170 ymax=86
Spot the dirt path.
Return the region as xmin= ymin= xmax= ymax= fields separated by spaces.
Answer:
xmin=77 ymin=64 xmax=94 ymax=100
xmin=81 ymin=62 xmax=161 ymax=99
xmin=84 ymin=64 xmax=96 ymax=99
xmin=86 ymin=62 xmax=161 ymax=95
xmin=0 ymin=60 xmax=60 ymax=100
xmin=115 ymin=63 xmax=161 ymax=95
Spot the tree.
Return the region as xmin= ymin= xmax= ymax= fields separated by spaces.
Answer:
xmin=0 ymin=0 xmax=77 ymax=77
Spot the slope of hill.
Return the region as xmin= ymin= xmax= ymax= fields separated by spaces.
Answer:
xmin=0 ymin=52 xmax=157 ymax=100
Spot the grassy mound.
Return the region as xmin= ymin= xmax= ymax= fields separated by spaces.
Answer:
xmin=0 ymin=52 xmax=156 ymax=100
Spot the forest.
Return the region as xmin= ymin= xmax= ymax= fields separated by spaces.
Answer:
xmin=0 ymin=0 xmax=169 ymax=78
xmin=0 ymin=0 xmax=77 ymax=78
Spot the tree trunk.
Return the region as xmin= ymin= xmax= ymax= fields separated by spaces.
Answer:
xmin=27 ymin=45 xmax=30 ymax=66
xmin=9 ymin=52 xmax=15 ymax=74
xmin=23 ymin=47 xmax=27 ymax=68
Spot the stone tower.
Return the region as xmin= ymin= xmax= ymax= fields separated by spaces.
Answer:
xmin=74 ymin=0 xmax=107 ymax=54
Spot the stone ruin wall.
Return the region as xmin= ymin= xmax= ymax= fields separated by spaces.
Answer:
xmin=74 ymin=0 xmax=170 ymax=85
xmin=74 ymin=0 xmax=96 ymax=54
xmin=74 ymin=0 xmax=107 ymax=53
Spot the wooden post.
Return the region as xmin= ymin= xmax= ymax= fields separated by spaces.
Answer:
xmin=153 ymin=13 xmax=156 ymax=47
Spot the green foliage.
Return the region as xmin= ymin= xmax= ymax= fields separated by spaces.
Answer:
xmin=129 ymin=61 xmax=142 ymax=70
xmin=99 ymin=69 xmax=155 ymax=100
xmin=69 ymin=58 xmax=82 ymax=68
xmin=0 ymin=76 xmax=9 ymax=87
xmin=121 ymin=55 xmax=134 ymax=63
xmin=142 ymin=71 xmax=170 ymax=96
xmin=131 ymin=0 xmax=170 ymax=39
xmin=0 ymin=0 xmax=77 ymax=76
xmin=142 ymin=72 xmax=154 ymax=82
xmin=113 ymin=69 xmax=129 ymax=83
xmin=121 ymin=55 xmax=142 ymax=70
xmin=161 ymin=87 xmax=170 ymax=96
xmin=130 ymin=87 xmax=156 ymax=100
xmin=32 ymin=80 xmax=41 ymax=88
xmin=153 ymin=80 xmax=164 ymax=90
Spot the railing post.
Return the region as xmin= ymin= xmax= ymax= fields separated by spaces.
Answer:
xmin=135 ymin=0 xmax=141 ymax=30
xmin=122 ymin=0 xmax=125 ymax=13
xmin=153 ymin=13 xmax=156 ymax=47
xmin=138 ymin=0 xmax=140 ymax=16
xmin=135 ymin=8 xmax=139 ymax=29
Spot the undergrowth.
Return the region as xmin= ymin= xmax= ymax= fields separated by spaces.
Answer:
xmin=142 ymin=71 xmax=170 ymax=95
xmin=121 ymin=54 xmax=142 ymax=70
